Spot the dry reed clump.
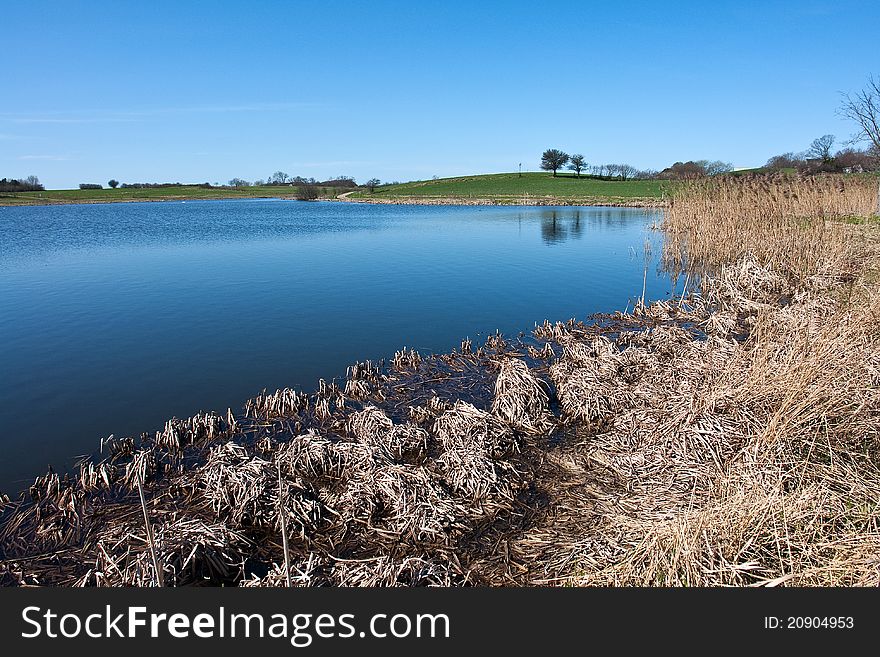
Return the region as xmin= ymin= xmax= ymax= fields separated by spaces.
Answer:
xmin=700 ymin=254 xmax=793 ymax=312
xmin=78 ymin=517 xmax=250 ymax=587
xmin=331 ymin=556 xmax=468 ymax=586
xmin=344 ymin=360 xmax=383 ymax=400
xmin=431 ymin=401 xmax=522 ymax=504
xmin=198 ymin=442 xmax=323 ymax=535
xmin=549 ymin=337 xmax=658 ymax=428
xmin=274 ymin=431 xmax=348 ymax=481
xmin=490 ymin=358 xmax=553 ymax=434
xmin=392 ymin=347 xmax=422 ymax=372
xmin=242 ymin=555 xmax=468 ymax=587
xmin=432 ymin=400 xmax=517 ymax=460
xmin=340 ymin=464 xmax=463 ymax=542
xmin=346 ymin=406 xmax=429 ymax=463
xmin=245 ymin=388 xmax=309 ymax=419
xmin=154 ymin=411 xmax=232 ymax=456
xmin=16 ymin=471 xmax=89 ymax=551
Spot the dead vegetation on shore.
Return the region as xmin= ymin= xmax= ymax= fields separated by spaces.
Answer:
xmin=339 ymin=195 xmax=664 ymax=208
xmin=1 ymin=174 xmax=878 ymax=587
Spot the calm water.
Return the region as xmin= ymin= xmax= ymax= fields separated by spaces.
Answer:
xmin=0 ymin=200 xmax=670 ymax=492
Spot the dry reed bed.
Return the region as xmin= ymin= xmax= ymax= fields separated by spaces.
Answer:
xmin=552 ymin=174 xmax=880 ymax=586
xmin=0 ymin=341 xmax=552 ymax=586
xmin=1 ymin=174 xmax=878 ymax=587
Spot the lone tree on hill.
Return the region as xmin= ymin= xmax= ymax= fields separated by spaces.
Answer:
xmin=568 ymin=154 xmax=586 ymax=178
xmin=365 ymin=178 xmax=381 ymax=193
xmin=540 ymin=149 xmax=569 ymax=177
xmin=108 ymin=179 xmax=119 ymax=188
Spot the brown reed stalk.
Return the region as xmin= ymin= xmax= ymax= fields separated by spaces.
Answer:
xmin=137 ymin=479 xmax=164 ymax=587
xmin=277 ymin=462 xmax=292 ymax=588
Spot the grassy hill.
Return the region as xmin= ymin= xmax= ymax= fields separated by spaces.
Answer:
xmin=350 ymin=172 xmax=671 ymax=204
xmin=1 ymin=173 xmax=672 ymax=207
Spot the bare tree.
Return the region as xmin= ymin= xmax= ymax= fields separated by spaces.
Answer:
xmin=228 ymin=177 xmax=250 ymax=187
xmin=269 ymin=171 xmax=290 ymax=184
xmin=765 ymin=152 xmax=806 ymax=170
xmin=834 ymin=148 xmax=877 ymax=173
xmin=657 ymin=161 xmax=706 ymax=179
xmin=807 ymin=134 xmax=835 ymax=162
xmin=540 ymin=149 xmax=569 ymax=177
xmin=697 ymin=160 xmax=734 ymax=175
xmin=365 ymin=178 xmax=381 ymax=193
xmin=567 ymin=154 xmax=586 ymax=178
xmin=617 ymin=164 xmax=638 ymax=181
xmin=839 ymin=75 xmax=880 ymax=152
xmin=25 ymin=175 xmax=41 ymax=188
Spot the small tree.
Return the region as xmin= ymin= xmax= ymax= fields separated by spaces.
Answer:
xmin=807 ymin=134 xmax=835 ymax=162
xmin=617 ymin=164 xmax=638 ymax=181
xmin=295 ymin=183 xmax=319 ymax=200
xmin=568 ymin=154 xmax=586 ymax=178
xmin=765 ymin=152 xmax=806 ymax=170
xmin=108 ymin=179 xmax=119 ymax=188
xmin=365 ymin=178 xmax=381 ymax=193
xmin=269 ymin=171 xmax=290 ymax=184
xmin=540 ymin=149 xmax=569 ymax=177
xmin=228 ymin=177 xmax=250 ymax=187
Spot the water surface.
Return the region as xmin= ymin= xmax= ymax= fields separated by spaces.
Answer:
xmin=0 ymin=200 xmax=670 ymax=492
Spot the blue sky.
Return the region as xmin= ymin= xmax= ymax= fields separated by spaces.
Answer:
xmin=2 ymin=0 xmax=878 ymax=189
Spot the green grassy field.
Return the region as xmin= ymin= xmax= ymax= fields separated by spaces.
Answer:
xmin=352 ymin=172 xmax=671 ymax=202
xmin=0 ymin=173 xmax=672 ymax=207
xmin=0 ymin=185 xmax=345 ymax=206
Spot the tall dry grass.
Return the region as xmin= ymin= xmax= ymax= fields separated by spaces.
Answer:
xmin=662 ymin=174 xmax=876 ymax=282
xmin=567 ymin=174 xmax=880 ymax=586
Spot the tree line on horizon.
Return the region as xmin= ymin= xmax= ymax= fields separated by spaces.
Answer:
xmin=0 ymin=176 xmax=43 ymax=192
xmin=540 ymin=148 xmax=733 ymax=180
xmin=764 ymin=134 xmax=878 ymax=174
xmin=59 ymin=174 xmax=383 ymax=195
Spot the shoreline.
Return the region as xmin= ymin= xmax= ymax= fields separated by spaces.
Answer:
xmin=0 ymin=193 xmax=666 ymax=209
xmin=332 ymin=195 xmax=666 ymax=207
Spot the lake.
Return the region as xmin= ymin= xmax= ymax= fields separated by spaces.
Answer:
xmin=0 ymin=200 xmax=670 ymax=493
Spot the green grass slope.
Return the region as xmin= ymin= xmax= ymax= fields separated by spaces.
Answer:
xmin=352 ymin=172 xmax=671 ymax=202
